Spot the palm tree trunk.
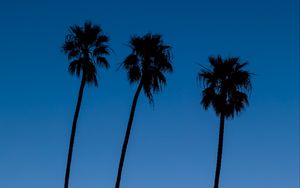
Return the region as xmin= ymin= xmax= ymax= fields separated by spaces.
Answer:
xmin=64 ymin=76 xmax=86 ymax=188
xmin=115 ymin=81 xmax=143 ymax=188
xmin=213 ymin=112 xmax=225 ymax=188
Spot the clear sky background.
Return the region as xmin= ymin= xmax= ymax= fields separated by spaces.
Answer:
xmin=0 ymin=0 xmax=299 ymax=188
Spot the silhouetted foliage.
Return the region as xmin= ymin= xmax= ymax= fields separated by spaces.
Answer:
xmin=62 ymin=21 xmax=110 ymax=188
xmin=122 ymin=33 xmax=173 ymax=103
xmin=63 ymin=21 xmax=110 ymax=86
xmin=198 ymin=56 xmax=252 ymax=188
xmin=115 ymin=33 xmax=173 ymax=188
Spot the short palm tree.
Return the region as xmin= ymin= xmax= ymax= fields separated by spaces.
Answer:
xmin=115 ymin=33 xmax=173 ymax=188
xmin=62 ymin=21 xmax=110 ymax=188
xmin=198 ymin=56 xmax=252 ymax=188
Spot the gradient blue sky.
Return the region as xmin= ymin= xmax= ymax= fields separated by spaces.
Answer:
xmin=0 ymin=0 xmax=299 ymax=187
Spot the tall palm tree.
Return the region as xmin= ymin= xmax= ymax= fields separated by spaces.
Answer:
xmin=198 ymin=56 xmax=252 ymax=188
xmin=62 ymin=21 xmax=110 ymax=188
xmin=115 ymin=33 xmax=173 ymax=188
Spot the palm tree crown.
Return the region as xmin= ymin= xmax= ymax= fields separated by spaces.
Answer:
xmin=122 ymin=33 xmax=173 ymax=102
xmin=63 ymin=21 xmax=110 ymax=86
xmin=198 ymin=56 xmax=252 ymax=118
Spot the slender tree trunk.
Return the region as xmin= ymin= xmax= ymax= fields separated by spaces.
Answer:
xmin=64 ymin=76 xmax=86 ymax=188
xmin=213 ymin=112 xmax=225 ymax=188
xmin=115 ymin=81 xmax=143 ymax=188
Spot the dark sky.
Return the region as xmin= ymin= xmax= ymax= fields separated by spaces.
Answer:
xmin=0 ymin=0 xmax=299 ymax=187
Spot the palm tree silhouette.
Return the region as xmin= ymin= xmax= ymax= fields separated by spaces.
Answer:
xmin=198 ymin=56 xmax=252 ymax=188
xmin=62 ymin=21 xmax=110 ymax=188
xmin=115 ymin=33 xmax=173 ymax=188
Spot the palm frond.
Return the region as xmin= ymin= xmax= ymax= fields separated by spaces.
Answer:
xmin=128 ymin=65 xmax=141 ymax=83
xmin=96 ymin=57 xmax=110 ymax=69
xmin=68 ymin=59 xmax=83 ymax=77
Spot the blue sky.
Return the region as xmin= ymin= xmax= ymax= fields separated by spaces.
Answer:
xmin=0 ymin=0 xmax=299 ymax=187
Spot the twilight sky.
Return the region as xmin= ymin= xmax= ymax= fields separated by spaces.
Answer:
xmin=0 ymin=0 xmax=299 ymax=188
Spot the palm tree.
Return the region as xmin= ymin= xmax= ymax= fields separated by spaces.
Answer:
xmin=198 ymin=56 xmax=252 ymax=188
xmin=62 ymin=21 xmax=110 ymax=188
xmin=115 ymin=33 xmax=173 ymax=188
